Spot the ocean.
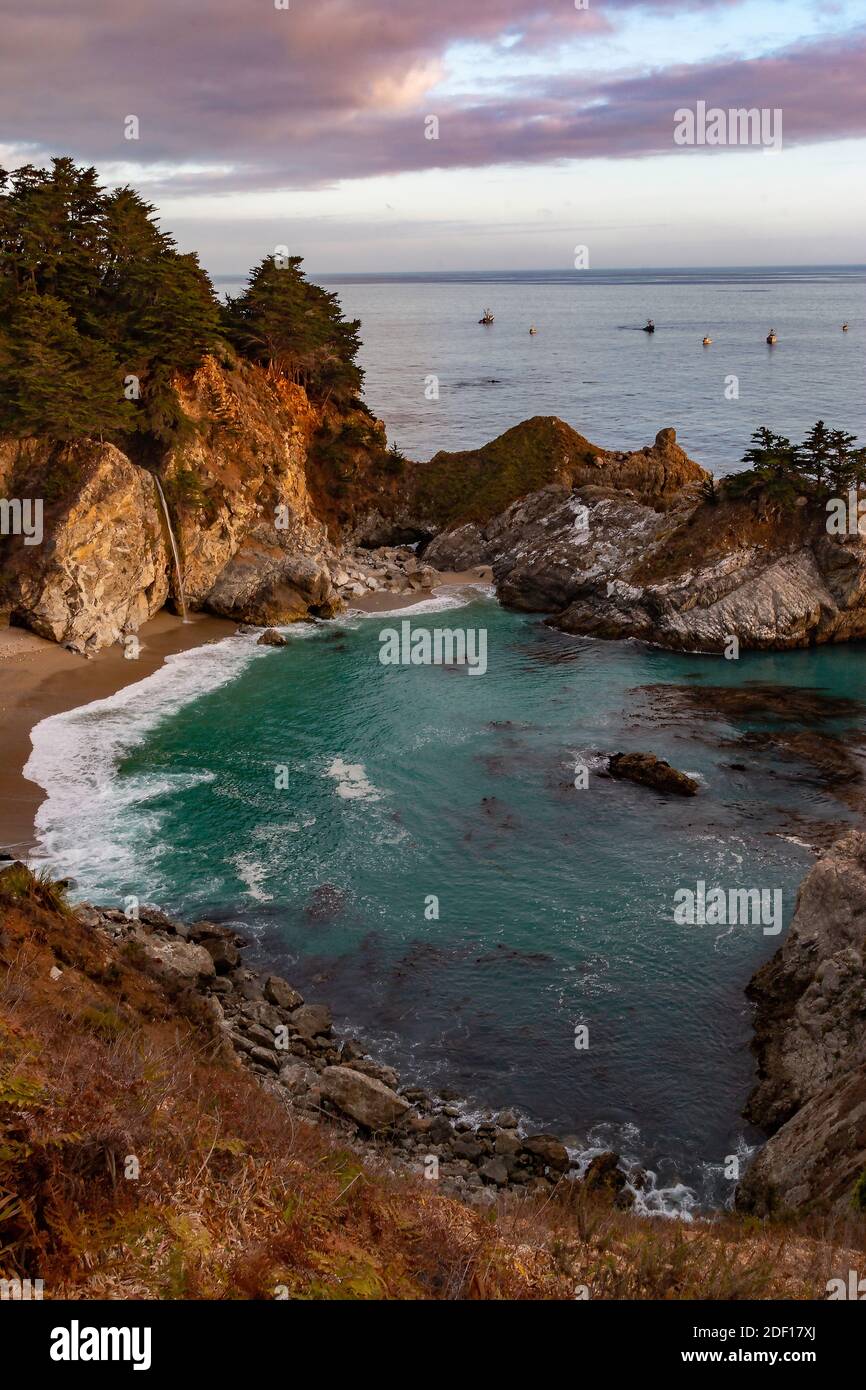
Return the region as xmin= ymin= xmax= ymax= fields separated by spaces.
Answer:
xmin=222 ymin=265 xmax=866 ymax=469
xmin=26 ymin=267 xmax=866 ymax=1214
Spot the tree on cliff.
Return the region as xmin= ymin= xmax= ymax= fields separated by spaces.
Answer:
xmin=728 ymin=423 xmax=866 ymax=503
xmin=0 ymin=294 xmax=134 ymax=440
xmin=223 ymin=255 xmax=363 ymax=404
xmin=0 ymin=159 xmax=220 ymax=442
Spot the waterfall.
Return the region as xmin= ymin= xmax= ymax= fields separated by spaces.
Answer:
xmin=153 ymin=476 xmax=188 ymax=622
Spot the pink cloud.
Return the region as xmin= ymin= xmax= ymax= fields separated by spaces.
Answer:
xmin=0 ymin=2 xmax=863 ymax=192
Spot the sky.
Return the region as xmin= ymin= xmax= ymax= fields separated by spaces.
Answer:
xmin=1 ymin=0 xmax=864 ymax=273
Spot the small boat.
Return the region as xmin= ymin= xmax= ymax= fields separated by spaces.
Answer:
xmin=529 ymin=325 xmax=538 ymax=335
xmin=642 ymin=319 xmax=655 ymax=333
xmin=842 ymin=322 xmax=850 ymax=332
xmin=478 ymin=309 xmax=495 ymax=325
xmin=702 ymin=336 xmax=712 ymax=345
xmin=766 ymin=329 xmax=778 ymax=345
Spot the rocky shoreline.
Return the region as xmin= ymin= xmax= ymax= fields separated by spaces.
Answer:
xmin=75 ymin=896 xmax=637 ymax=1209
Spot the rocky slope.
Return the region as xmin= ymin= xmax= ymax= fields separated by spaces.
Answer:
xmin=1 ymin=863 xmax=858 ymax=1300
xmin=736 ymin=832 xmax=866 ymax=1217
xmin=420 ymin=425 xmax=866 ymax=652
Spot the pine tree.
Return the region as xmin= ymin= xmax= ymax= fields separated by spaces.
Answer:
xmin=0 ymin=293 xmax=134 ymax=440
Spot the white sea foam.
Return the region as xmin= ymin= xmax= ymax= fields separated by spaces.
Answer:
xmin=356 ymin=583 xmax=494 ymax=619
xmin=231 ymin=852 xmax=274 ymax=903
xmin=24 ymin=632 xmax=269 ymax=896
xmin=324 ymin=756 xmax=383 ymax=801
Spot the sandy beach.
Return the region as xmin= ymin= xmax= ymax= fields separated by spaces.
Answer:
xmin=0 ymin=569 xmax=490 ymax=858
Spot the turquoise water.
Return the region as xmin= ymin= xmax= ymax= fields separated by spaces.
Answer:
xmin=29 ymin=592 xmax=866 ymax=1211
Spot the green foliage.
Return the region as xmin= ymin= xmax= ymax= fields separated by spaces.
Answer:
xmin=0 ymin=863 xmax=71 ymax=916
xmin=384 ymin=441 xmax=406 ymax=476
xmin=0 ymin=157 xmax=220 ymax=442
xmin=726 ymin=422 xmax=866 ymax=503
xmin=223 ymin=255 xmax=363 ymax=404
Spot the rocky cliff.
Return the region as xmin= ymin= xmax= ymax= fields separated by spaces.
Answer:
xmin=0 ymin=353 xmax=400 ymax=651
xmin=421 ymin=425 xmax=866 ymax=653
xmin=8 ymin=396 xmax=866 ymax=657
xmin=736 ymin=832 xmax=866 ymax=1217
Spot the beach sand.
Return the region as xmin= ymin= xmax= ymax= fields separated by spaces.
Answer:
xmin=0 ymin=568 xmax=491 ymax=856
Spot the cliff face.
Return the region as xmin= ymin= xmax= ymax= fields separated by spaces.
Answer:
xmin=422 ymin=427 xmax=866 ymax=652
xmin=736 ymin=832 xmax=866 ymax=1216
xmin=0 ymin=439 xmax=169 ymax=651
xmin=0 ymin=355 xmax=393 ymax=651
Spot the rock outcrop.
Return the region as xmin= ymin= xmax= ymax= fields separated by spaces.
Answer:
xmin=0 ymin=354 xmax=393 ymax=651
xmin=736 ymin=832 xmax=866 ymax=1216
xmin=0 ymin=440 xmax=169 ymax=652
xmin=608 ymin=752 xmax=699 ymax=796
xmin=421 ymin=423 xmax=866 ymax=653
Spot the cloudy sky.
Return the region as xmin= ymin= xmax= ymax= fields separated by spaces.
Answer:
xmin=1 ymin=0 xmax=864 ymax=272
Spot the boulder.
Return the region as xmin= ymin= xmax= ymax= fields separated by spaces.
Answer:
xmin=289 ymin=1002 xmax=333 ymax=1039
xmin=319 ymin=1065 xmax=410 ymax=1130
xmin=257 ymin=627 xmax=287 ymax=647
xmin=264 ymin=975 xmax=304 ymax=1011
xmin=200 ymin=936 xmax=241 ymax=973
xmin=608 ymin=752 xmax=699 ymax=797
xmin=134 ymin=932 xmax=215 ymax=987
xmin=522 ymin=1134 xmax=571 ymax=1174
xmin=478 ymin=1157 xmax=509 ymax=1186
xmin=583 ymin=1151 xmax=626 ymax=1196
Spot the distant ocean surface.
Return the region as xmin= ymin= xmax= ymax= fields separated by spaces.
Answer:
xmin=221 ymin=265 xmax=866 ymax=469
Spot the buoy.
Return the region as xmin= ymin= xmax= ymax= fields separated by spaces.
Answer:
xmin=702 ymin=336 xmax=712 ymax=346
xmin=766 ymin=330 xmax=778 ymax=345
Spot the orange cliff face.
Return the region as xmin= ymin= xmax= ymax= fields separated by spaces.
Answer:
xmin=0 ymin=353 xmax=394 ymax=652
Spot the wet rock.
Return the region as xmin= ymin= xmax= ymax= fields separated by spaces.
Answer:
xmin=608 ymin=751 xmax=699 ymax=797
xmin=523 ymin=1134 xmax=571 ymax=1174
xmin=257 ymin=627 xmax=287 ymax=647
xmin=584 ymin=1151 xmax=626 ymax=1196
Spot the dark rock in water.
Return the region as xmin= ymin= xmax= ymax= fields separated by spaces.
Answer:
xmin=523 ymin=1134 xmax=571 ymax=1173
xmin=584 ymin=1151 xmax=627 ymax=1196
xmin=644 ymin=682 xmax=864 ymax=726
xmin=257 ymin=627 xmax=287 ymax=647
xmin=608 ymin=751 xmax=698 ymax=796
xmin=304 ymin=883 xmax=346 ymax=921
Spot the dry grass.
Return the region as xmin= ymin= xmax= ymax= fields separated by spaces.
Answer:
xmin=1 ymin=880 xmax=863 ymax=1301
